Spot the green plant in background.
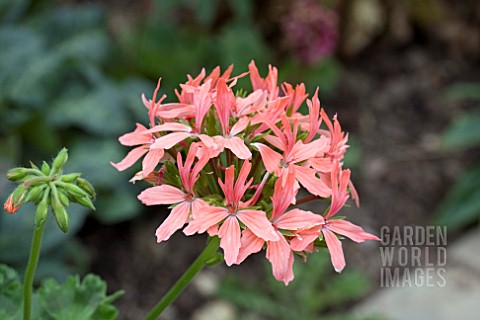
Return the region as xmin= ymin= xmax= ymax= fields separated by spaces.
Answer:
xmin=219 ymin=253 xmax=371 ymax=320
xmin=435 ymin=82 xmax=480 ymax=230
xmin=1 ymin=148 xmax=122 ymax=320
xmin=0 ymin=0 xmax=149 ymax=224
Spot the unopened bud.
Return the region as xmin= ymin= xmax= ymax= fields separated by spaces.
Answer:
xmin=41 ymin=161 xmax=51 ymax=175
xmin=73 ymin=196 xmax=95 ymax=211
xmin=51 ymin=148 xmax=68 ymax=174
xmin=6 ymin=168 xmax=29 ymax=181
xmin=61 ymin=173 xmax=81 ymax=183
xmin=4 ymin=194 xmax=20 ymax=214
xmin=35 ymin=197 xmax=49 ymax=226
xmin=76 ymin=178 xmax=96 ymax=199
xmin=51 ymin=193 xmax=69 ymax=233
xmin=12 ymin=185 xmax=28 ymax=207
xmin=25 ymin=185 xmax=47 ymax=204
xmin=58 ymin=189 xmax=70 ymax=207
xmin=60 ymin=182 xmax=89 ymax=198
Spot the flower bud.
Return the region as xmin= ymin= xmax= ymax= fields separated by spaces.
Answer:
xmin=73 ymin=196 xmax=95 ymax=211
xmin=60 ymin=182 xmax=89 ymax=198
xmin=12 ymin=185 xmax=28 ymax=207
xmin=4 ymin=194 xmax=20 ymax=214
xmin=76 ymin=178 xmax=96 ymax=199
xmin=6 ymin=168 xmax=30 ymax=181
xmin=51 ymin=148 xmax=68 ymax=174
xmin=58 ymin=189 xmax=70 ymax=207
xmin=51 ymin=193 xmax=69 ymax=233
xmin=41 ymin=161 xmax=51 ymax=175
xmin=35 ymin=197 xmax=49 ymax=226
xmin=25 ymin=185 xmax=47 ymax=204
xmin=61 ymin=173 xmax=82 ymax=183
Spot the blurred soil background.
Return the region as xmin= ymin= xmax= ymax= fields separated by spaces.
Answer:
xmin=1 ymin=0 xmax=480 ymax=319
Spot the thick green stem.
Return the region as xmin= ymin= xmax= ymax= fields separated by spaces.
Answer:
xmin=144 ymin=237 xmax=220 ymax=320
xmin=23 ymin=221 xmax=46 ymax=320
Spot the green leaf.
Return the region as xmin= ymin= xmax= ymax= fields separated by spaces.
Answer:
xmin=37 ymin=274 xmax=123 ymax=320
xmin=435 ymin=166 xmax=480 ymax=231
xmin=441 ymin=111 xmax=480 ymax=150
xmin=0 ymin=264 xmax=23 ymax=320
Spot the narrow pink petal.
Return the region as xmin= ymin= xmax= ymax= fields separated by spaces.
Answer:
xmin=237 ymin=229 xmax=265 ymax=264
xmin=219 ymin=165 xmax=235 ymax=204
xmin=327 ymin=220 xmax=380 ymax=243
xmin=233 ymin=159 xmax=252 ymax=204
xmin=251 ymin=143 xmax=282 ymax=173
xmin=146 ymin=123 xmax=192 ymax=134
xmin=295 ymin=165 xmax=331 ymax=198
xmin=190 ymin=198 xmax=208 ymax=220
xmin=142 ymin=149 xmax=164 ymax=177
xmin=229 ymin=116 xmax=249 ymax=136
xmin=263 ymin=134 xmax=284 ymax=151
xmin=266 ymin=235 xmax=295 ymax=285
xmin=156 ymin=202 xmax=191 ymax=242
xmin=274 ymin=209 xmax=323 ymax=230
xmin=118 ymin=123 xmax=151 ymax=146
xmin=218 ymin=216 xmax=241 ymax=266
xmin=322 ymin=229 xmax=346 ymax=273
xmin=326 ymin=166 xmax=350 ymax=218
xmin=197 ymin=134 xmax=217 ymax=149
xmin=237 ymin=210 xmax=278 ymax=241
xmin=183 ymin=206 xmax=229 ymax=235
xmin=156 ymin=103 xmax=195 ymax=119
xmin=110 ymin=146 xmax=148 ymax=171
xmin=349 ymin=180 xmax=360 ymax=208
xmin=289 ymin=138 xmax=327 ymax=164
xmin=150 ymin=132 xmax=191 ymax=149
xmin=224 ymin=136 xmax=252 ymax=160
xmin=138 ymin=185 xmax=185 ymax=205
xmin=248 ymin=60 xmax=265 ymax=91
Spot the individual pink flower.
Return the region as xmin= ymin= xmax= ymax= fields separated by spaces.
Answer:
xmin=237 ymin=168 xmax=323 ymax=285
xmin=252 ymin=116 xmax=331 ymax=197
xmin=137 ymin=144 xmax=210 ymax=242
xmin=207 ymin=78 xmax=252 ymax=159
xmin=110 ymin=123 xmax=165 ymax=177
xmin=183 ymin=160 xmax=278 ymax=266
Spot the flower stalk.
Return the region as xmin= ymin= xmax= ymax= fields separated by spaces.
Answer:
xmin=144 ymin=237 xmax=220 ymax=320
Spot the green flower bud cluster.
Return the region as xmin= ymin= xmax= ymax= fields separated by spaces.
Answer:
xmin=4 ymin=148 xmax=96 ymax=233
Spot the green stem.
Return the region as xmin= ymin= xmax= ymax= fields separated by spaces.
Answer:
xmin=144 ymin=237 xmax=220 ymax=320
xmin=23 ymin=221 xmax=46 ymax=320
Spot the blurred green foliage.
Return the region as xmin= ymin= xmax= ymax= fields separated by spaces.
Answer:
xmin=219 ymin=253 xmax=372 ymax=320
xmin=435 ymin=83 xmax=480 ymax=231
xmin=0 ymin=263 xmax=122 ymax=320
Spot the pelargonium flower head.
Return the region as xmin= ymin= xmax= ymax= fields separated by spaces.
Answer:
xmin=112 ymin=62 xmax=379 ymax=284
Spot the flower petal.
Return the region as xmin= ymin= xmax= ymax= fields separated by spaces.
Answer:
xmin=237 ymin=210 xmax=278 ymax=241
xmin=274 ymin=208 xmax=323 ymax=230
xmin=327 ymin=220 xmax=380 ymax=243
xmin=224 ymin=136 xmax=252 ymax=160
xmin=156 ymin=202 xmax=191 ymax=242
xmin=142 ymin=149 xmax=164 ymax=177
xmin=322 ymin=228 xmax=346 ymax=273
xmin=191 ymin=198 xmax=208 ymax=220
xmin=251 ymin=142 xmax=282 ymax=173
xmin=118 ymin=123 xmax=152 ymax=146
xmin=218 ymin=216 xmax=241 ymax=266
xmin=237 ymin=229 xmax=265 ymax=264
xmin=295 ymin=165 xmax=331 ymax=198
xmin=110 ymin=146 xmax=148 ymax=171
xmin=183 ymin=206 xmax=229 ymax=235
xmin=146 ymin=123 xmax=192 ymax=134
xmin=150 ymin=132 xmax=191 ymax=149
xmin=266 ymin=235 xmax=295 ymax=285
xmin=138 ymin=185 xmax=185 ymax=205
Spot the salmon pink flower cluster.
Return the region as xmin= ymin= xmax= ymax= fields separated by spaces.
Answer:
xmin=112 ymin=62 xmax=379 ymax=285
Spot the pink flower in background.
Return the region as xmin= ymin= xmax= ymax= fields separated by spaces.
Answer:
xmin=112 ymin=62 xmax=379 ymax=284
xmin=282 ymin=0 xmax=339 ymax=64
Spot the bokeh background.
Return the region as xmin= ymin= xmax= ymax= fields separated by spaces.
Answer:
xmin=1 ymin=0 xmax=479 ymax=319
